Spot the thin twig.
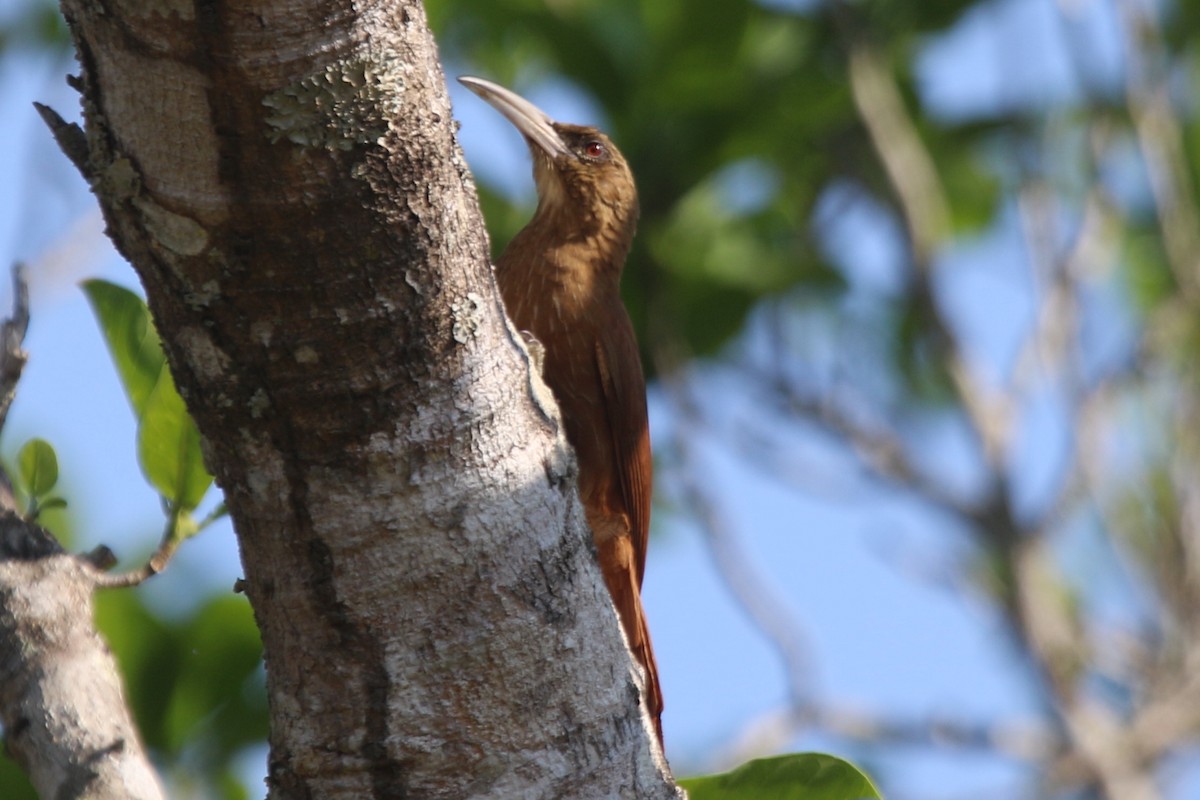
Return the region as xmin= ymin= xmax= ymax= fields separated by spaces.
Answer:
xmin=1120 ymin=2 xmax=1200 ymax=300
xmin=720 ymin=702 xmax=1063 ymax=769
xmin=93 ymin=513 xmax=187 ymax=589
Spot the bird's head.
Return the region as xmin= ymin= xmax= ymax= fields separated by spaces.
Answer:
xmin=459 ymin=76 xmax=638 ymax=250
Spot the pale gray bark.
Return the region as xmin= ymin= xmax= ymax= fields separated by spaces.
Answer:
xmin=42 ymin=0 xmax=678 ymax=797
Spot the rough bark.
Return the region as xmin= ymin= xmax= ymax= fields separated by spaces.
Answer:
xmin=40 ymin=0 xmax=677 ymax=797
xmin=0 ymin=271 xmax=165 ymax=800
xmin=0 ymin=546 xmax=166 ymax=800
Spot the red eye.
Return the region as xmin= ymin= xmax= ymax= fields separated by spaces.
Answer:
xmin=584 ymin=141 xmax=606 ymax=158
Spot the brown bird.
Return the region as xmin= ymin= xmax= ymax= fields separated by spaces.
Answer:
xmin=459 ymin=76 xmax=663 ymax=746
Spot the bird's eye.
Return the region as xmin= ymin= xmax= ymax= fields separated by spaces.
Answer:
xmin=583 ymin=141 xmax=606 ymax=159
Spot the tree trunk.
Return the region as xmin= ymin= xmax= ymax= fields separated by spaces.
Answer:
xmin=49 ymin=0 xmax=677 ymax=796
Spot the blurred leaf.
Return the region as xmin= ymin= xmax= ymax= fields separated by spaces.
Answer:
xmin=37 ymin=497 xmax=68 ymax=512
xmin=95 ymin=590 xmax=267 ymax=761
xmin=476 ymin=183 xmax=536 ymax=259
xmin=892 ymin=297 xmax=956 ymax=406
xmin=1161 ymin=1 xmax=1200 ymax=56
xmin=137 ymin=367 xmax=212 ymax=512
xmin=164 ymin=596 xmax=265 ymax=756
xmin=859 ymin=0 xmax=976 ymax=42
xmin=83 ymin=279 xmax=166 ymax=418
xmin=935 ymin=132 xmax=1002 ymax=234
xmin=0 ymin=758 xmax=36 ymax=800
xmin=0 ymin=2 xmax=71 ymax=54
xmin=17 ymin=437 xmax=58 ymax=498
xmin=1122 ymin=227 xmax=1174 ymax=312
xmin=215 ymin=769 xmax=253 ymax=800
xmin=680 ymin=753 xmax=882 ymax=800
xmin=94 ymin=589 xmax=180 ymax=751
xmin=670 ymin=279 xmax=757 ymax=357
xmin=651 ymin=166 xmax=795 ymax=294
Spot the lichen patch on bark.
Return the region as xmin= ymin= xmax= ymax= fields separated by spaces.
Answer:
xmin=262 ymin=49 xmax=408 ymax=151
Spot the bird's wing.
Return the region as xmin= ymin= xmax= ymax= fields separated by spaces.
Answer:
xmin=592 ymin=305 xmax=652 ymax=585
xmin=593 ymin=308 xmax=663 ymax=742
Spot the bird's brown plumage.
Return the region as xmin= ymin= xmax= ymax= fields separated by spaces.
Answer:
xmin=459 ymin=76 xmax=663 ymax=746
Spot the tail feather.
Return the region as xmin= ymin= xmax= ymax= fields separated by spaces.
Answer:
xmin=598 ymin=536 xmax=664 ymax=748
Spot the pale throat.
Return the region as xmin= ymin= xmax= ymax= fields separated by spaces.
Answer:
xmin=530 ymin=174 xmax=634 ymax=273
xmin=504 ymin=163 xmax=634 ymax=323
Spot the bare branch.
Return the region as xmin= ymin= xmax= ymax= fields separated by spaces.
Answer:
xmin=665 ymin=377 xmax=817 ymax=712
xmin=0 ymin=549 xmax=166 ymax=800
xmin=847 ymin=44 xmax=951 ymax=266
xmin=720 ymin=702 xmax=1063 ymax=770
xmin=1120 ymin=1 xmax=1200 ymax=300
xmin=0 ymin=265 xmax=30 ymax=440
xmin=840 ymin=23 xmax=1175 ymax=798
xmin=846 ymin=41 xmax=1013 ymax=471
xmin=0 ymin=280 xmax=164 ymax=797
xmin=755 ymin=370 xmax=977 ymax=515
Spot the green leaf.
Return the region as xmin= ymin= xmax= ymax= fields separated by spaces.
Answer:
xmin=82 ymin=279 xmax=166 ymax=417
xmin=93 ymin=589 xmax=180 ymax=750
xmin=214 ymin=769 xmax=252 ymax=800
xmin=164 ymin=596 xmax=265 ymax=756
xmin=137 ymin=368 xmax=212 ymax=511
xmin=0 ymin=755 xmax=38 ymax=800
xmin=679 ymin=753 xmax=882 ymax=800
xmin=84 ymin=279 xmax=214 ymax=512
xmin=17 ymin=437 xmax=58 ymax=498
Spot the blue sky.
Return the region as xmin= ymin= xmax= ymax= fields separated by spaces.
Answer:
xmin=1 ymin=0 xmax=1186 ymax=797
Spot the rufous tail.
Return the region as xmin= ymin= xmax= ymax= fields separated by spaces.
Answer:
xmin=598 ymin=537 xmax=664 ymax=748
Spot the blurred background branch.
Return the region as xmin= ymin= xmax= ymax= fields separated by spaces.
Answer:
xmin=5 ymin=0 xmax=1200 ymax=797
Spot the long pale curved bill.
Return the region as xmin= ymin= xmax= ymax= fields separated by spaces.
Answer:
xmin=458 ymin=76 xmax=571 ymax=159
